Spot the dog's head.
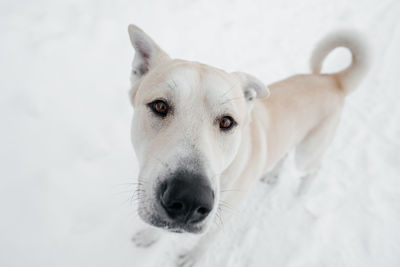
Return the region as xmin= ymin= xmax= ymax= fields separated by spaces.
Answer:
xmin=128 ymin=25 xmax=269 ymax=233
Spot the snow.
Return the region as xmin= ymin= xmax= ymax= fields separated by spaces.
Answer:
xmin=1 ymin=0 xmax=399 ymax=266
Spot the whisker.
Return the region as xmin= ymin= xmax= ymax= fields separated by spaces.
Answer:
xmin=216 ymin=207 xmax=224 ymax=227
xmin=113 ymin=189 xmax=143 ymax=195
xmin=220 ymin=188 xmax=243 ymax=193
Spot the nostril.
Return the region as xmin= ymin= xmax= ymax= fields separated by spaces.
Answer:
xmin=168 ymin=201 xmax=184 ymax=212
xmin=188 ymin=206 xmax=211 ymax=223
xmin=196 ymin=206 xmax=210 ymax=215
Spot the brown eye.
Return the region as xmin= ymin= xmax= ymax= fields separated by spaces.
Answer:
xmin=219 ymin=116 xmax=236 ymax=131
xmin=149 ymin=100 xmax=169 ymax=117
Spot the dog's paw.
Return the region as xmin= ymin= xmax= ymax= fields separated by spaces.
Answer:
xmin=132 ymin=228 xmax=160 ymax=248
xmin=177 ymin=251 xmax=199 ymax=267
xmin=261 ymin=172 xmax=280 ymax=186
xmin=296 ymin=171 xmax=318 ymax=196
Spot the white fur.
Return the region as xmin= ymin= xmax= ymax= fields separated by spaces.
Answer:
xmin=127 ymin=25 xmax=369 ymax=267
xmin=310 ymin=30 xmax=369 ymax=93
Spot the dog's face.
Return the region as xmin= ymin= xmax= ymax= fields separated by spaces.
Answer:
xmin=128 ymin=25 xmax=269 ymax=233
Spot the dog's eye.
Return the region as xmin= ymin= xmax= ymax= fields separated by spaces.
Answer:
xmin=219 ymin=116 xmax=236 ymax=131
xmin=148 ymin=100 xmax=169 ymax=117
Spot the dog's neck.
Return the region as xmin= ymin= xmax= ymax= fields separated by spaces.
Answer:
xmin=219 ymin=116 xmax=269 ymax=196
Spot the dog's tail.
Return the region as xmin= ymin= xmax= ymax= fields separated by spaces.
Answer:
xmin=310 ymin=31 xmax=369 ymax=95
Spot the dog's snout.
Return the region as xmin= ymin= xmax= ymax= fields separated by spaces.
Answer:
xmin=160 ymin=173 xmax=214 ymax=224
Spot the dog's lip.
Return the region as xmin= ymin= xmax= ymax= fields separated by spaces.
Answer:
xmin=161 ymin=222 xmax=203 ymax=233
xmin=137 ymin=200 xmax=206 ymax=233
xmin=148 ymin=216 xmax=204 ymax=233
xmin=165 ymin=227 xmax=185 ymax=233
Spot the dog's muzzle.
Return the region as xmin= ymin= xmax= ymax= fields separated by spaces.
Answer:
xmin=158 ymin=170 xmax=214 ymax=225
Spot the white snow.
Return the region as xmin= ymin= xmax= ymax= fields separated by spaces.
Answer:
xmin=1 ymin=0 xmax=399 ymax=266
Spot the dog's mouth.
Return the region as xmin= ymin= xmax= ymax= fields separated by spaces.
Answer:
xmin=136 ymin=194 xmax=213 ymax=234
xmin=137 ymin=197 xmax=210 ymax=234
xmin=143 ymin=213 xmax=207 ymax=234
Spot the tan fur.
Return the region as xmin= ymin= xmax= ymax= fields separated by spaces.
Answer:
xmin=218 ymin=74 xmax=345 ymax=188
xmin=127 ymin=25 xmax=369 ymax=266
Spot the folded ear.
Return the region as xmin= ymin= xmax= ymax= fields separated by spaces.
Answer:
xmin=232 ymin=72 xmax=270 ymax=102
xmin=128 ymin=24 xmax=170 ymax=84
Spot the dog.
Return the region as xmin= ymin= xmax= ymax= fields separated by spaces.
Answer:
xmin=127 ymin=24 xmax=368 ymax=266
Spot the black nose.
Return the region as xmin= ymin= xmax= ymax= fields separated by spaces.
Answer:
xmin=159 ymin=172 xmax=214 ymax=224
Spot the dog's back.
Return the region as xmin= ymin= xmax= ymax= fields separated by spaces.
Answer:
xmin=256 ymin=31 xmax=369 ymax=188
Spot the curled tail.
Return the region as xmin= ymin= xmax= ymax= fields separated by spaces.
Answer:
xmin=310 ymin=31 xmax=369 ymax=95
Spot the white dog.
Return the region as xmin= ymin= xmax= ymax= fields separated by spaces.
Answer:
xmin=127 ymin=24 xmax=368 ymax=266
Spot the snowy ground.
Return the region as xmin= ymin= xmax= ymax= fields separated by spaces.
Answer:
xmin=1 ymin=0 xmax=400 ymax=266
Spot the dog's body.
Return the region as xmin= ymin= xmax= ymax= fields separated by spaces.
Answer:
xmin=127 ymin=25 xmax=368 ymax=266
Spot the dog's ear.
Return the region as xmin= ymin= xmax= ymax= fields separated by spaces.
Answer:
xmin=128 ymin=24 xmax=170 ymax=84
xmin=232 ymin=72 xmax=270 ymax=101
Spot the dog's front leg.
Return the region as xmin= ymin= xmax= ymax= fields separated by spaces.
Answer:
xmin=177 ymin=224 xmax=222 ymax=267
xmin=132 ymin=226 xmax=162 ymax=248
